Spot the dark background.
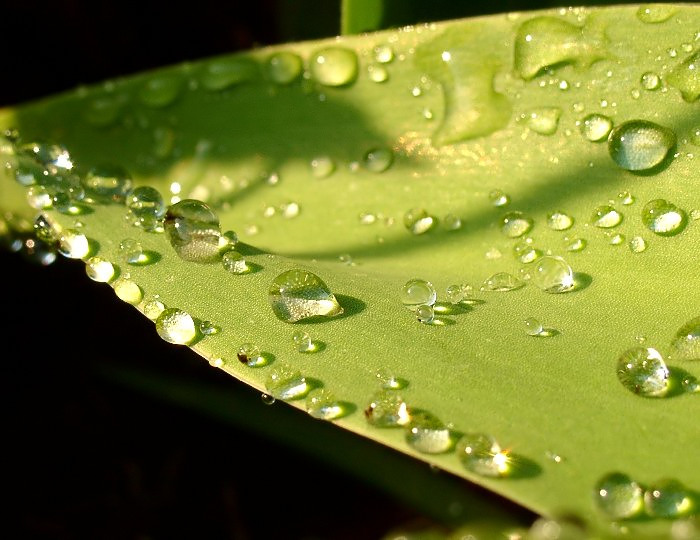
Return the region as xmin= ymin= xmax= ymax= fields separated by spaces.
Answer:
xmin=3 ymin=1 xmax=638 ymax=538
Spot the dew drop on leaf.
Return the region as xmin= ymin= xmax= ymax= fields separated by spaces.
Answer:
xmin=616 ymin=346 xmax=670 ymax=397
xmin=310 ymin=156 xmax=335 ymax=178
xmin=641 ymin=199 xmax=687 ymax=236
xmin=237 ymin=343 xmax=265 ymax=367
xmin=531 ymin=256 xmax=574 ymax=293
xmin=500 ymin=211 xmax=533 ymax=238
xmin=456 ymin=432 xmax=511 ymax=477
xmin=268 ymin=269 xmax=343 ymax=323
xmin=199 ymin=57 xmax=258 ymax=91
xmin=164 ymin=199 xmax=222 ymax=263
xmin=113 ymin=277 xmax=143 ymax=305
xmin=405 ymin=411 xmax=452 ymax=454
xmin=594 ymin=472 xmax=644 ymax=519
xmin=546 ymin=211 xmax=573 ymax=231
xmin=306 ymin=389 xmax=344 ymax=420
xmin=580 ymin=113 xmax=613 ymax=142
xmin=591 ymin=205 xmax=622 ymax=228
xmin=636 ymin=4 xmax=678 ymax=23
xmin=401 ymin=279 xmax=437 ymax=308
xmin=126 ymin=186 xmax=166 ymax=230
xmin=292 ymin=331 xmax=314 ymax=353
xmin=415 ymin=304 xmax=435 ymax=324
xmin=628 ymin=236 xmax=647 ymax=253
xmin=489 ymin=189 xmax=510 ymax=207
xmin=143 ymin=299 xmax=166 ymax=320
xmin=265 ymin=363 xmax=309 ymax=400
xmin=58 ymin=229 xmax=89 ymax=259
xmin=82 ymin=164 xmax=133 ymax=204
xmin=364 ymin=390 xmax=410 ymax=427
xmin=403 ymin=208 xmax=435 ymax=235
xmin=481 ymin=272 xmax=524 ymax=292
xmin=363 ymin=147 xmax=393 ymax=172
xmin=608 ymin=120 xmax=676 ymax=171
xmin=310 ymin=47 xmax=358 ymax=87
xmin=265 ymin=51 xmax=303 ymax=85
xmin=524 ymin=107 xmax=561 ymax=135
xmin=525 ymin=317 xmax=544 ymax=336
xmin=644 ymin=479 xmax=694 ymax=518
xmin=641 ymin=71 xmax=661 ymax=91
xmin=670 ymin=316 xmax=700 ymax=361
xmin=85 ymin=256 xmax=115 ymax=283
xmin=139 ymin=75 xmax=183 ymax=108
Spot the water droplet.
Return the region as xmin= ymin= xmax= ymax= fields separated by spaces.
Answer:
xmin=636 ymin=4 xmax=678 ymax=23
xmin=222 ymin=250 xmax=248 ymax=274
xmin=682 ymin=375 xmax=700 ymax=393
xmin=236 ymin=342 xmax=265 ymax=367
xmin=155 ymin=308 xmax=195 ymax=344
xmin=545 ymin=451 xmax=564 ymax=464
xmin=310 ymin=156 xmax=335 ymax=178
xmin=113 ymin=277 xmax=143 ymax=305
xmin=525 ymin=317 xmax=544 ymax=336
xmin=139 ymin=75 xmax=182 ymax=108
xmin=628 ymin=236 xmax=647 ymax=253
xmin=306 ymin=389 xmax=344 ymax=420
xmin=415 ymin=304 xmax=435 ymax=324
xmin=374 ymin=45 xmax=394 ymax=63
xmin=143 ymin=299 xmax=166 ymax=320
xmin=82 ymin=165 xmax=133 ymax=204
xmin=442 ymin=213 xmax=462 ymax=231
xmin=645 ymin=479 xmax=694 ymax=518
xmin=126 ymin=186 xmax=165 ymax=230
xmin=359 ymin=212 xmax=376 ymax=225
xmin=608 ymin=232 xmax=625 ymax=246
xmin=26 ymin=186 xmax=53 ymax=209
xmin=265 ymin=363 xmax=308 ymax=400
xmin=591 ymin=205 xmax=622 ymax=228
xmin=671 ymin=316 xmax=700 ymax=360
xmin=260 ymin=393 xmax=276 ymax=405
xmin=13 ymin=155 xmax=46 ymax=187
xmin=514 ymin=17 xmax=607 ymax=80
xmin=199 ymin=320 xmax=220 ymax=335
xmin=200 ymin=57 xmax=258 ymax=90
xmin=456 ymin=433 xmax=511 ymax=477
xmin=445 ymin=284 xmax=465 ymax=304
xmin=691 ymin=127 xmax=700 ymax=147
xmin=641 ymin=199 xmax=687 ymax=236
xmin=21 ymin=142 xmax=73 ymax=172
xmin=594 ymin=472 xmax=644 ymax=519
xmin=292 ymin=331 xmax=314 ymax=353
xmin=375 ymin=368 xmax=405 ymax=390
xmin=363 ymin=147 xmax=393 ymax=172
xmin=619 ymin=191 xmax=635 ymax=205
xmin=403 ymin=208 xmax=435 ymax=234
xmin=281 ymin=201 xmax=300 ymax=219
xmin=531 ymin=255 xmax=574 ymax=293
xmin=265 ymin=51 xmax=303 ymax=85
xmin=119 ymin=238 xmax=146 ymax=264
xmin=580 ymin=113 xmax=613 ymax=142
xmin=406 ymin=411 xmax=452 ymax=454
xmin=85 ymin=256 xmax=115 ymax=282
xmin=401 ymin=279 xmax=437 ymax=308
xmin=367 ymin=63 xmax=389 ymax=83
xmin=58 ymin=229 xmax=89 ymax=259
xmin=617 ymin=347 xmax=670 ymax=397
xmin=364 ymin=390 xmax=410 ymax=427
xmin=310 ymin=47 xmax=358 ymax=87
xmin=525 ymin=107 xmax=561 ymax=135
xmin=33 ymin=215 xmax=56 ymax=244
xmin=608 ymin=120 xmax=676 ymax=171
xmin=481 ymin=272 xmax=524 ymax=292
xmin=164 ymin=199 xmax=222 ymax=263
xmin=489 ymin=189 xmax=510 ymax=207
xmin=83 ymin=96 xmax=122 ymax=127
xmin=547 ymin=211 xmax=573 ymax=231
xmin=501 ymin=211 xmax=533 ymax=238
xmin=641 ymin=72 xmax=662 ymax=91
xmin=268 ymin=269 xmax=343 ymax=323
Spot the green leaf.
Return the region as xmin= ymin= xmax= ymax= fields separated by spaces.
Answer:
xmin=2 ymin=5 xmax=699 ymax=536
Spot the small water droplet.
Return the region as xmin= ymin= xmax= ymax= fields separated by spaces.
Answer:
xmin=139 ymin=75 xmax=183 ymax=108
xmin=58 ymin=229 xmax=89 ymax=259
xmin=126 ymin=186 xmax=165 ymax=230
xmin=265 ymin=51 xmax=303 ymax=85
xmin=617 ymin=347 xmax=670 ymax=397
xmin=265 ymin=363 xmax=308 ymax=400
xmin=200 ymin=57 xmax=258 ymax=91
xmin=565 ymin=236 xmax=587 ymax=252
xmin=682 ymin=375 xmax=700 ymax=393
xmin=155 ymin=308 xmax=196 ymax=344
xmin=591 ymin=205 xmax=622 ymax=228
xmin=222 ymin=250 xmax=248 ymax=274
xmin=415 ymin=304 xmax=435 ymax=324
xmin=608 ymin=232 xmax=625 ymax=246
xmin=375 ymin=368 xmax=405 ymax=390
xmin=456 ymin=432 xmax=511 ymax=477
xmin=403 ymin=208 xmax=435 ymax=234
xmin=628 ymin=236 xmax=647 ymax=253
xmin=645 ymin=479 xmax=694 ymax=518
xmin=489 ymin=189 xmax=510 ymax=207
xmin=406 ymin=411 xmax=452 ymax=454
xmin=310 ymin=156 xmax=335 ymax=178
xmin=281 ymin=201 xmax=300 ymax=219
xmin=547 ymin=211 xmax=574 ymax=231
xmin=364 ymin=390 xmax=410 ymax=427
xmin=481 ymin=272 xmax=524 ymax=292
xmin=401 ymin=279 xmax=436 ymax=308
xmin=513 ymin=239 xmax=541 ymax=264
xmin=33 ymin=215 xmax=56 ymax=244
xmin=636 ymin=4 xmax=677 ymax=23
xmin=641 ymin=199 xmax=687 ymax=236
xmin=580 ymin=113 xmax=613 ymax=142
xmin=594 ymin=472 xmax=644 ymax=519
xmin=261 ymin=393 xmax=276 ymax=405
xmin=443 ymin=213 xmax=462 ymax=231
xmin=268 ymin=269 xmax=343 ymax=323
xmin=199 ymin=320 xmax=220 ymax=335
xmin=82 ymin=164 xmax=133 ymax=204
xmin=608 ymin=120 xmax=676 ymax=171
xmin=501 ymin=211 xmax=533 ymax=238
xmin=524 ymin=107 xmax=561 ymax=135
xmin=236 ymin=342 xmax=265 ymax=367
xmin=310 ymin=47 xmax=358 ymax=87
xmin=667 ymin=49 xmax=698 ymax=101
xmin=119 ymin=238 xmax=146 ymax=264
xmin=306 ymin=389 xmax=344 ymax=420
xmin=618 ymin=191 xmax=635 ymax=205
xmin=292 ymin=331 xmax=315 ymax=353
xmin=641 ymin=72 xmax=662 ymax=91
xmin=367 ymin=63 xmax=389 ymax=83
xmin=671 ymin=316 xmax=700 ymax=360
xmin=113 ymin=277 xmax=144 ymax=305
xmin=83 ymin=96 xmax=122 ymax=127
xmin=164 ymin=199 xmax=222 ymax=263
xmin=359 ymin=212 xmax=376 ymax=225
xmin=445 ymin=284 xmax=465 ymax=304
xmin=531 ymin=255 xmax=574 ymax=293
xmin=545 ymin=451 xmax=564 ymax=464
xmin=525 ymin=317 xmax=544 ymax=336
xmin=85 ymin=256 xmax=115 ymax=282
xmin=363 ymin=147 xmax=393 ymax=173
xmin=143 ymin=299 xmax=166 ymax=320
xmin=374 ymin=45 xmax=394 ymax=64
xmin=26 ymin=185 xmax=53 ymax=209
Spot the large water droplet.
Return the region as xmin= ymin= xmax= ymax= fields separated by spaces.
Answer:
xmin=268 ymin=269 xmax=343 ymax=323
xmin=456 ymin=433 xmax=511 ymax=477
xmin=405 ymin=411 xmax=452 ymax=454
xmin=200 ymin=57 xmax=258 ymax=91
xmin=265 ymin=363 xmax=309 ymax=400
xmin=500 ymin=211 xmax=533 ymax=238
xmin=636 ymin=4 xmax=678 ymax=23
xmin=644 ymin=479 xmax=694 ymax=518
xmin=594 ymin=472 xmax=644 ymax=519
xmin=641 ymin=72 xmax=662 ymax=91
xmin=547 ymin=211 xmax=574 ymax=231
xmin=310 ymin=156 xmax=335 ymax=178
xmin=481 ymin=272 xmax=524 ymax=292
xmin=525 ymin=317 xmax=544 ymax=336
xmin=113 ymin=277 xmax=143 ymax=305
xmin=591 ymin=205 xmax=622 ymax=228
xmin=401 ymin=279 xmax=437 ymax=308
xmin=671 ymin=316 xmax=700 ymax=360
xmin=525 ymin=107 xmax=561 ymax=135
xmin=580 ymin=113 xmax=613 ymax=142
xmin=363 ymin=147 xmax=393 ymax=172
xmin=82 ymin=165 xmax=133 ymax=204
xmin=58 ymin=229 xmax=89 ymax=259
xmin=608 ymin=120 xmax=676 ymax=171
xmin=85 ymin=256 xmax=115 ymax=282
xmin=164 ymin=199 xmax=222 ymax=263
xmin=310 ymin=47 xmax=358 ymax=87
xmin=415 ymin=304 xmax=435 ymax=324
xmin=266 ymin=51 xmax=303 ymax=85
xmin=617 ymin=346 xmax=670 ymax=397
xmin=143 ymin=299 xmax=166 ymax=320
xmin=514 ymin=16 xmax=607 ymax=80
xmin=531 ymin=255 xmax=574 ymax=293
xmin=403 ymin=208 xmax=435 ymax=235
xmin=126 ymin=186 xmax=165 ymax=230
xmin=641 ymin=199 xmax=687 ymax=236
xmin=156 ymin=308 xmax=196 ymax=344
xmin=364 ymin=390 xmax=410 ymax=427
xmin=306 ymin=389 xmax=344 ymax=420
xmin=139 ymin=75 xmax=183 ymax=108
xmin=237 ymin=343 xmax=265 ymax=367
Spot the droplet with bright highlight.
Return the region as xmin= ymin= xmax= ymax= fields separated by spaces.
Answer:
xmin=266 ymin=51 xmax=303 ymax=85
xmin=406 ymin=411 xmax=452 ymax=454
xmin=500 ymin=211 xmax=533 ymax=238
xmin=641 ymin=199 xmax=687 ymax=236
xmin=608 ymin=120 xmax=676 ymax=171
xmin=591 ymin=205 xmax=622 ymax=228
xmin=644 ymin=479 xmax=694 ymax=518
xmin=164 ymin=199 xmax=222 ymax=263
xmin=310 ymin=47 xmax=358 ymax=87
xmin=456 ymin=433 xmax=511 ymax=477
xmin=155 ymin=308 xmax=196 ymax=344
xmin=617 ymin=347 xmax=670 ymax=397
xmin=481 ymin=272 xmax=524 ymax=292
xmin=58 ymin=229 xmax=89 ymax=259
xmin=671 ymin=316 xmax=700 ymax=360
xmin=364 ymin=390 xmax=410 ymax=427
xmin=306 ymin=389 xmax=344 ymax=420
xmin=85 ymin=257 xmax=115 ymax=282
xmin=531 ymin=256 xmax=574 ymax=293
xmin=268 ymin=269 xmax=343 ymax=323
xmin=594 ymin=472 xmax=644 ymax=519
xmin=265 ymin=363 xmax=309 ymax=400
